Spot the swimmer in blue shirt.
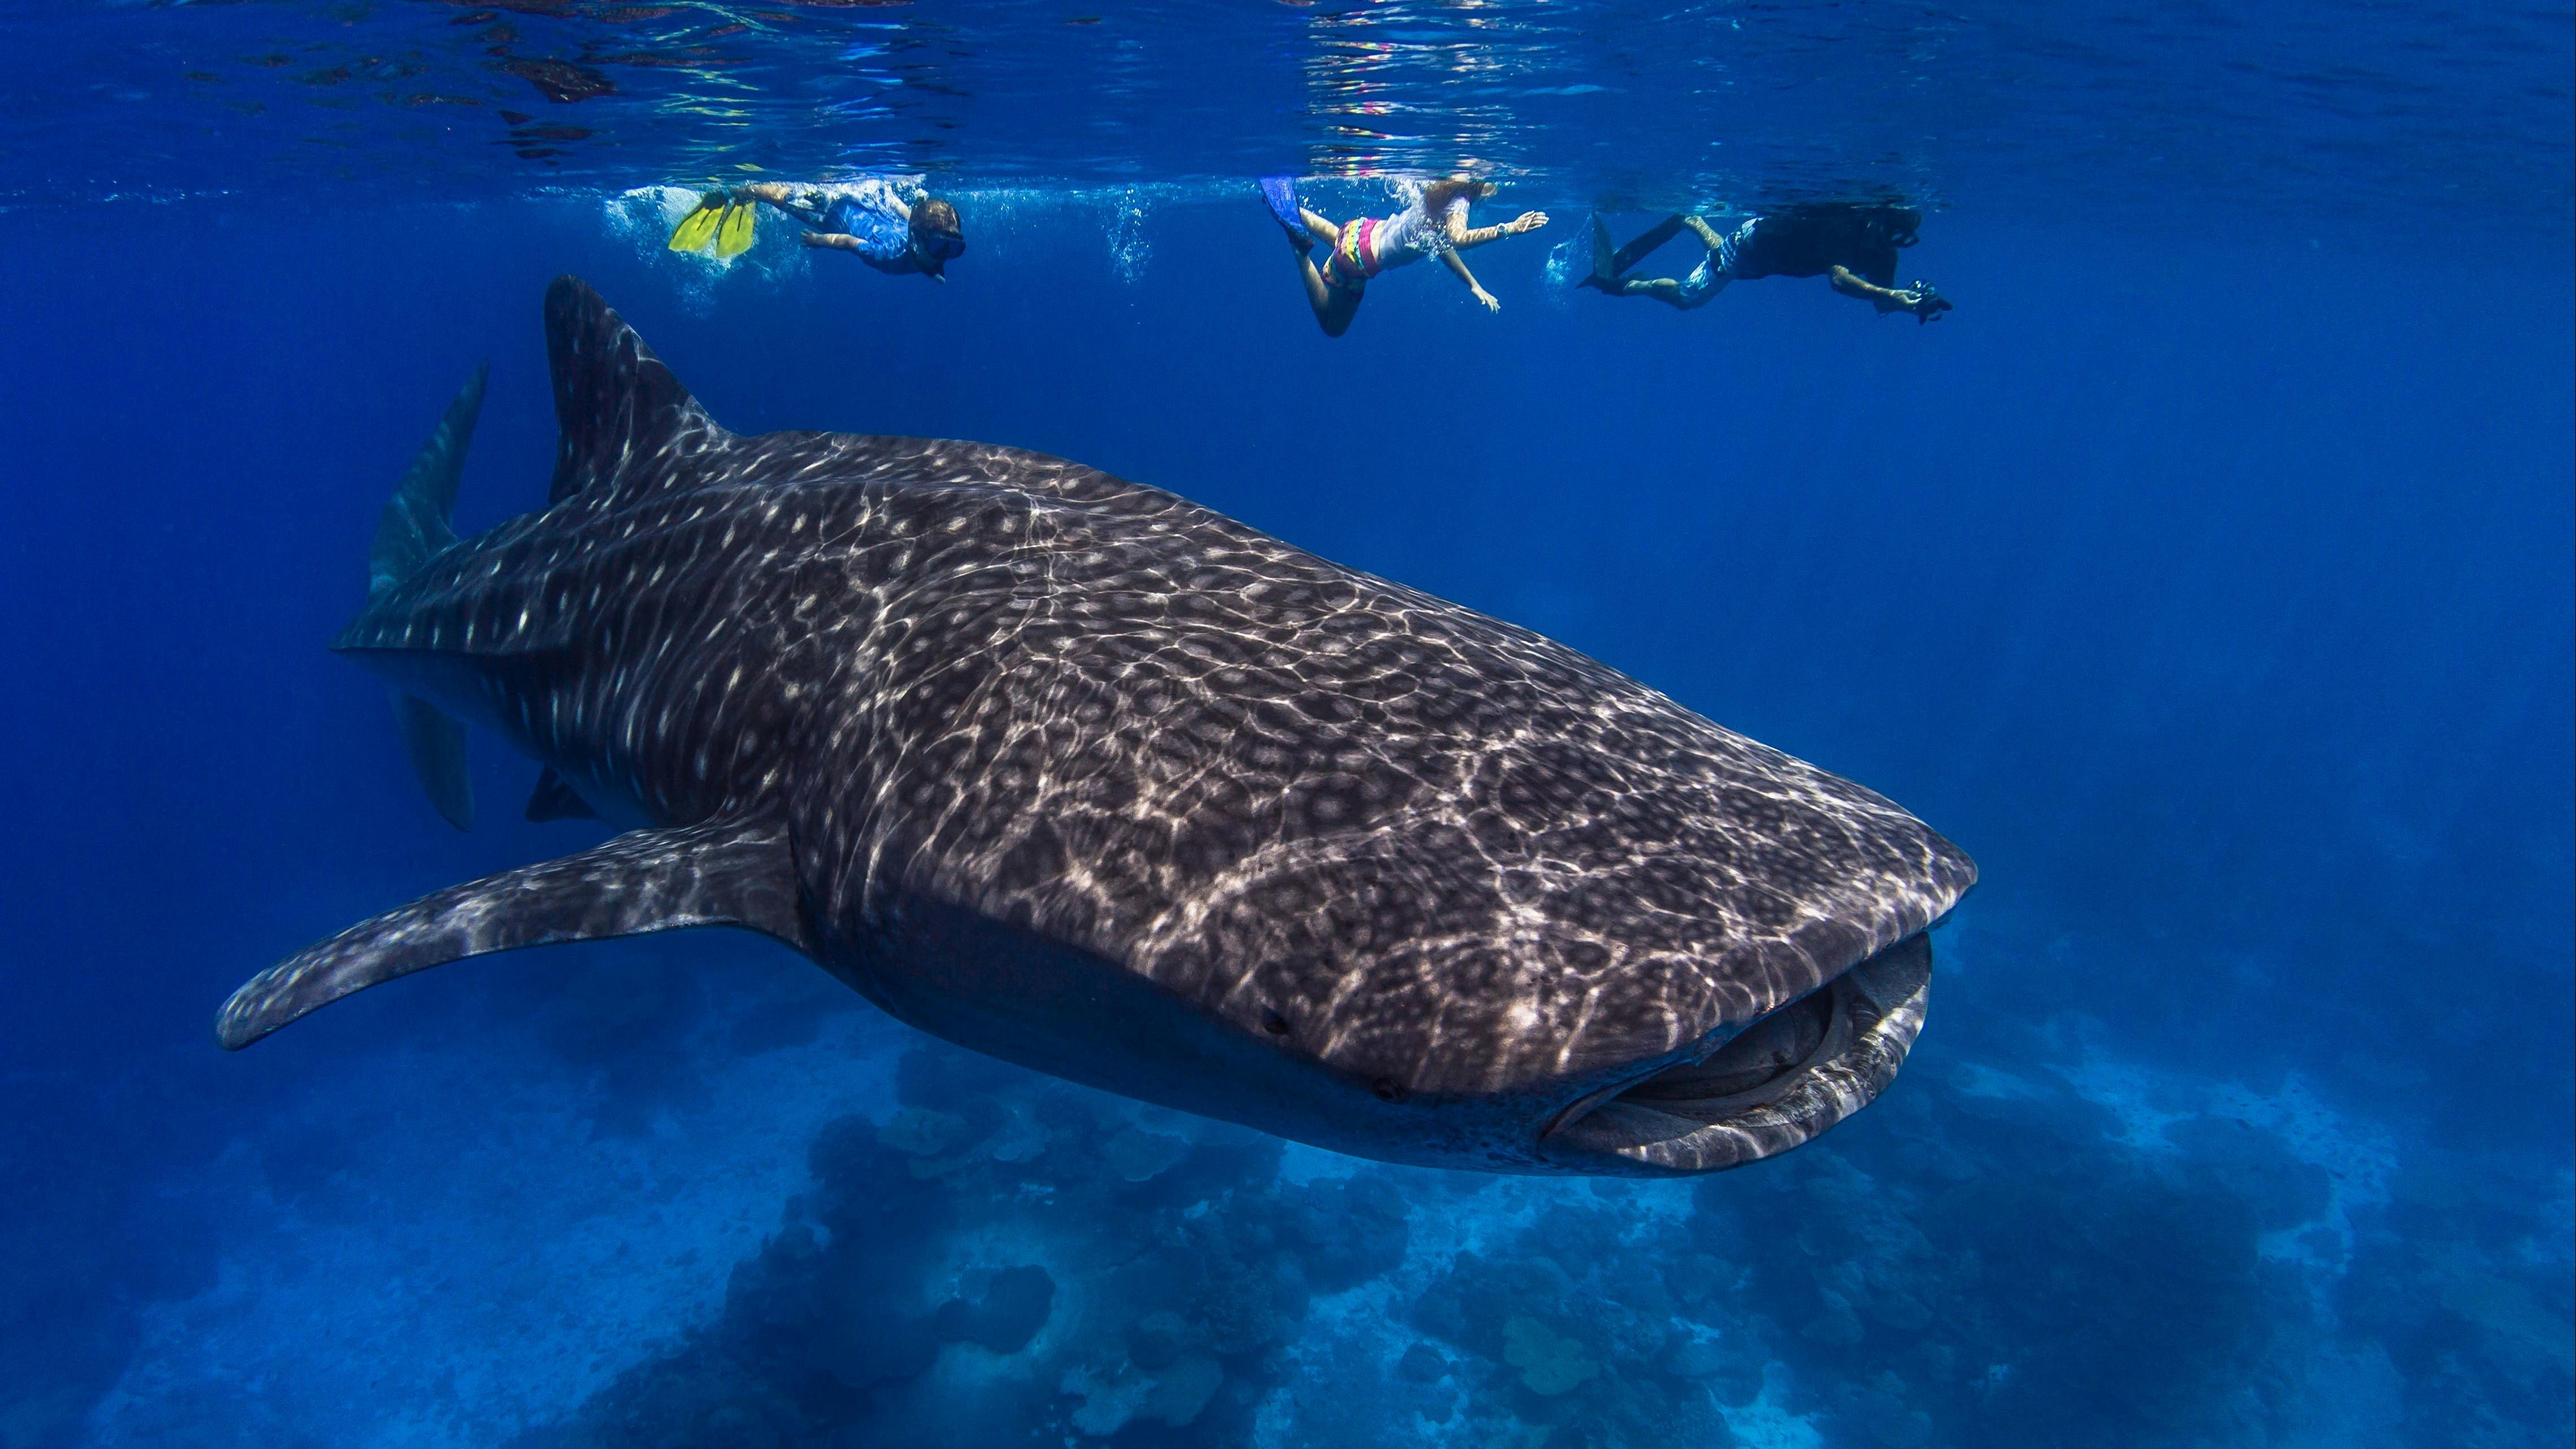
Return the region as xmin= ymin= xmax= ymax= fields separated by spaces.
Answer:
xmin=670 ymin=177 xmax=966 ymax=280
xmin=1581 ymin=206 xmax=1949 ymax=321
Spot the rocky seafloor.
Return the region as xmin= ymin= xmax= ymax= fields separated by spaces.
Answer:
xmin=59 ymin=919 xmax=2576 ymax=1449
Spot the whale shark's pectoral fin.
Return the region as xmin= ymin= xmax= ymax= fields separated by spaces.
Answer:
xmin=523 ymin=767 xmax=599 ymax=823
xmin=392 ymin=691 xmax=474 ymax=832
xmin=216 ymin=815 xmax=811 ymax=1050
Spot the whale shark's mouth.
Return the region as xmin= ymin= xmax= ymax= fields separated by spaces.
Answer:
xmin=1541 ymin=932 xmax=1933 ymax=1174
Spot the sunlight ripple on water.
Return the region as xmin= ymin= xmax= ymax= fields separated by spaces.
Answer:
xmin=0 ymin=0 xmax=2566 ymax=228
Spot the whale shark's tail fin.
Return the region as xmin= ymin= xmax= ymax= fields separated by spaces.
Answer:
xmin=215 ymin=815 xmax=816 ymax=1049
xmin=368 ymin=364 xmax=489 ymax=832
xmin=544 ymin=274 xmax=726 ymax=507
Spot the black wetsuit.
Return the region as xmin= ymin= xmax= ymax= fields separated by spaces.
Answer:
xmin=1727 ymin=204 xmax=1914 ymax=286
xmin=1597 ymin=203 xmax=1920 ymax=293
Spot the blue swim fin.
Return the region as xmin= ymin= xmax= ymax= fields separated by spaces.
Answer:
xmin=1259 ymin=175 xmax=1310 ymax=246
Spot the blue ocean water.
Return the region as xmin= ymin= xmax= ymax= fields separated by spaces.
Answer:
xmin=1 ymin=3 xmax=2569 ymax=1447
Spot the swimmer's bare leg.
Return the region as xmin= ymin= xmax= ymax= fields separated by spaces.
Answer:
xmin=1679 ymin=215 xmax=1728 ymax=251
xmin=1585 ymin=272 xmax=1693 ymax=310
xmin=736 ymin=181 xmax=826 ymax=232
xmin=1627 ymin=276 xmax=1697 ymax=311
xmin=1293 ymin=249 xmax=1332 ymax=316
xmin=1315 ymin=282 xmax=1361 ymax=337
xmin=1294 ymin=263 xmax=1360 ymax=335
xmin=1285 ymin=217 xmax=1358 ymax=335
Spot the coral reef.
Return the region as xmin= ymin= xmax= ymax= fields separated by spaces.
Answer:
xmin=495 ymin=979 xmax=2566 ymax=1449
xmin=509 ymin=1038 xmax=1413 ymax=1449
xmin=1502 ymin=1315 xmax=1599 ymax=1395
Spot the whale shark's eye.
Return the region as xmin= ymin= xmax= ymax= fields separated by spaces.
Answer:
xmin=1371 ymin=1077 xmax=1406 ymax=1103
xmin=1261 ymin=1009 xmax=1291 ymax=1036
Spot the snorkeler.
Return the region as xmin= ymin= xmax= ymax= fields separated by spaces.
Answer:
xmin=668 ymin=177 xmax=965 ymax=280
xmin=1581 ymin=205 xmax=1950 ymax=322
xmin=1259 ymin=174 xmax=1549 ymax=337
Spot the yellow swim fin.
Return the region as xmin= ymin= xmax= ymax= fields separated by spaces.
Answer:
xmin=666 ymin=191 xmax=725 ymax=253
xmin=714 ymin=200 xmax=759 ymax=258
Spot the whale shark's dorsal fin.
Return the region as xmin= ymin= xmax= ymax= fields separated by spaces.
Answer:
xmin=215 ymin=814 xmax=813 ymax=1050
xmin=369 ymin=363 xmax=489 ymax=832
xmin=544 ymin=274 xmax=727 ymax=506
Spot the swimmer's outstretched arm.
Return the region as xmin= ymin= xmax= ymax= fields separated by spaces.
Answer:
xmin=801 ymin=233 xmax=864 ymax=252
xmin=1441 ymin=250 xmax=1501 ymax=311
xmin=1450 ymin=210 xmax=1549 ymax=252
xmin=1440 ymin=208 xmax=1545 ymax=310
xmin=1827 ymin=265 xmax=1904 ymax=307
xmin=1830 ymin=264 xmax=1950 ymax=320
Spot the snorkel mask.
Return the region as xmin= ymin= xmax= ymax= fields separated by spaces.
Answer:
xmin=913 ymin=228 xmax=966 ymax=277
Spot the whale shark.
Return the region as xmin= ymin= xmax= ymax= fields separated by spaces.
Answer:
xmin=217 ymin=276 xmax=1975 ymax=1177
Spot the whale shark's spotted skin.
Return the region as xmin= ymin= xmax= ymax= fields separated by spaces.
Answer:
xmin=220 ymin=278 xmax=1975 ymax=1177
